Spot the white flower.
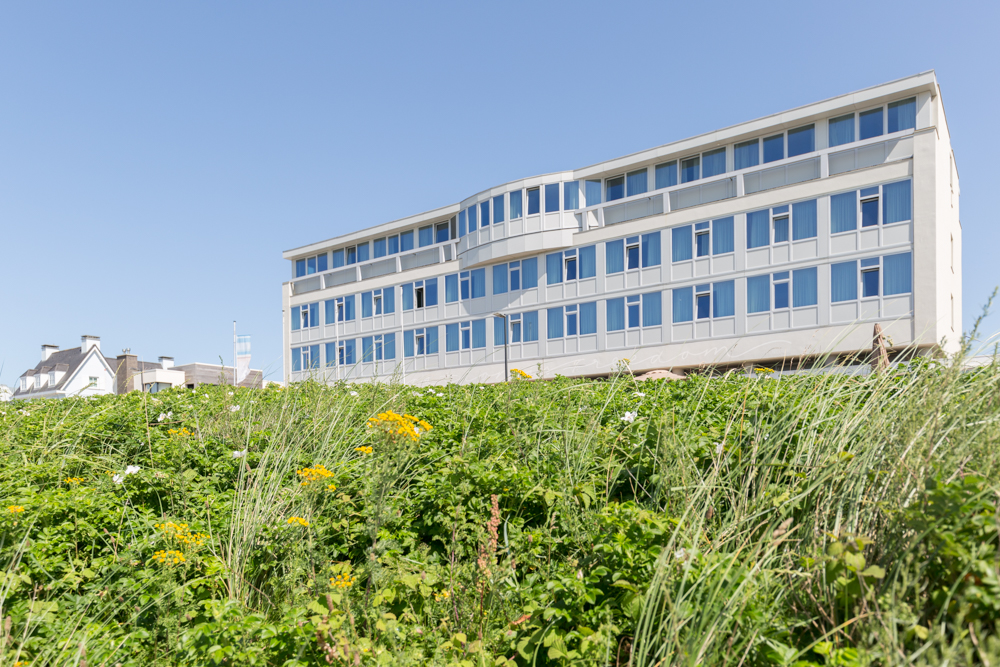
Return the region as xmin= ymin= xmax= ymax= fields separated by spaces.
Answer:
xmin=715 ymin=442 xmax=724 ymax=455
xmin=112 ymin=474 xmax=124 ymax=485
xmin=232 ymin=449 xmax=247 ymax=459
xmin=18 ymin=409 xmax=30 ymax=416
xmin=436 ymin=393 xmax=444 ymax=397
xmin=350 ymin=391 xmax=358 ymax=397
xmin=158 ymin=413 xmax=167 ymax=422
xmin=167 ymin=411 xmax=173 ymax=418
xmin=675 ymin=548 xmax=688 ymax=561
xmin=427 ymin=389 xmax=435 ymax=394
xmin=633 ymin=392 xmax=646 ymax=397
xmin=228 ymin=391 xmax=234 ymax=396
xmin=125 ymin=465 xmax=140 ymax=475
xmin=621 ymin=411 xmax=637 ymax=424
xmin=230 ymin=405 xmax=240 ymax=412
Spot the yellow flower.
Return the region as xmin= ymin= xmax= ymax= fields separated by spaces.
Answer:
xmin=287 ymin=516 xmax=310 ymax=527
xmin=327 ymin=483 xmax=337 ymax=492
xmin=354 ymin=445 xmax=373 ymax=455
xmin=330 ymin=573 xmax=356 ymax=589
xmin=7 ymin=505 xmax=24 ymax=514
xmin=156 ymin=521 xmax=209 ymax=548
xmin=64 ymin=477 xmax=86 ymax=485
xmin=168 ymin=427 xmax=193 ymax=437
xmin=510 ymin=368 xmax=532 ymax=380
xmin=297 ymin=464 xmax=334 ymax=486
xmin=152 ymin=549 xmax=186 ymax=565
xmin=365 ymin=411 xmax=432 ymax=442
xmin=434 ymin=590 xmax=450 ymax=601
xmin=754 ymin=367 xmax=775 ymax=374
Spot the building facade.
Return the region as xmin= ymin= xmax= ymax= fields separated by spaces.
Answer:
xmin=282 ymin=72 xmax=961 ymax=385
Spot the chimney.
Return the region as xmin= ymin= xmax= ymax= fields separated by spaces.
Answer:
xmin=81 ymin=335 xmax=101 ymax=353
xmin=42 ymin=344 xmax=59 ymax=361
xmin=158 ymin=356 xmax=174 ymax=369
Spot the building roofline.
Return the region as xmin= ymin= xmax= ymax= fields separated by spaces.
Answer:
xmin=283 ymin=71 xmax=937 ymax=259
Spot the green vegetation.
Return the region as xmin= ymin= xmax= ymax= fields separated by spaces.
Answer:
xmin=2 ymin=354 xmax=999 ymax=666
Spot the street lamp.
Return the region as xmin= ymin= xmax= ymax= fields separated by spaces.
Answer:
xmin=493 ymin=312 xmax=508 ymax=382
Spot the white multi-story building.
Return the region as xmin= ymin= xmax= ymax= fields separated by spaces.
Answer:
xmin=282 ymin=71 xmax=961 ymax=385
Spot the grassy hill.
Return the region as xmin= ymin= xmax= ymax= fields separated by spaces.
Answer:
xmin=1 ymin=355 xmax=999 ymax=666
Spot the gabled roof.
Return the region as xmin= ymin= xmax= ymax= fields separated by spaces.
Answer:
xmin=13 ymin=347 xmax=115 ymax=398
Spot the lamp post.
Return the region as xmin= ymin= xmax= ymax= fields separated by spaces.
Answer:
xmin=493 ymin=312 xmax=508 ymax=382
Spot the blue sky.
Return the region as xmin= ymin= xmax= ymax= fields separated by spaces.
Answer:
xmin=2 ymin=1 xmax=998 ymax=387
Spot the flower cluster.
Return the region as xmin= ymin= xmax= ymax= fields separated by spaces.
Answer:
xmin=64 ymin=477 xmax=86 ymax=485
xmin=168 ymin=427 xmax=193 ymax=437
xmin=366 ymin=411 xmax=432 ymax=442
xmin=157 ymin=411 xmax=173 ymax=422
xmin=287 ymin=516 xmax=310 ymax=527
xmin=754 ymin=367 xmax=775 ymax=374
xmin=327 ymin=483 xmax=338 ymax=492
xmin=434 ymin=590 xmax=450 ymax=602
xmin=330 ymin=573 xmax=355 ymax=589
xmin=621 ymin=411 xmax=638 ymax=424
xmin=8 ymin=505 xmax=24 ymax=514
xmin=354 ymin=445 xmax=373 ymax=455
xmin=112 ymin=465 xmax=141 ymax=484
xmin=510 ymin=368 xmax=532 ymax=380
xmin=297 ymin=464 xmax=334 ymax=486
xmin=156 ymin=521 xmax=209 ymax=548
xmin=152 ymin=549 xmax=186 ymax=565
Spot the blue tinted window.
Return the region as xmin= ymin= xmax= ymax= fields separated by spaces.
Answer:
xmin=445 ymin=274 xmax=458 ymax=303
xmin=861 ymin=198 xmax=879 ymax=227
xmin=544 ymin=183 xmax=560 ymax=213
xmin=696 ymin=293 xmax=710 ymax=319
xmin=607 ymin=298 xmax=625 ymax=331
xmin=580 ymin=245 xmax=596 ymax=278
xmin=792 ymin=267 xmax=818 ymax=307
xmin=695 ymin=231 xmax=710 ymax=257
xmin=734 ymin=140 xmax=759 ymax=170
xmin=470 ymin=269 xmax=485 ymax=298
xmin=713 ymin=281 xmax=735 ymax=318
xmin=773 ymin=216 xmax=789 ymax=243
xmin=332 ymin=250 xmax=345 ymax=268
xmin=400 ymin=231 xmax=414 ymax=251
xmin=446 ymin=323 xmax=459 ymax=351
xmin=547 ymin=252 xmax=563 ymax=284
xmin=655 ymin=161 xmax=677 ymax=189
xmin=522 ymin=258 xmax=538 ymax=288
xmin=672 ymin=226 xmax=692 ymax=262
xmin=883 ymin=180 xmax=911 ymax=223
xmin=606 ymin=176 xmax=625 ymax=202
xmin=295 ymin=259 xmax=306 ymax=277
xmin=510 ymin=191 xmax=523 ymax=219
xmin=787 ymin=125 xmax=814 ymax=157
xmin=672 ymin=287 xmax=693 ymax=323
xmin=307 ymin=257 xmax=316 ymax=274
xmin=425 ymin=278 xmax=438 ymax=306
xmin=763 ymin=134 xmax=784 ymax=163
xmin=792 ymin=200 xmax=817 ymax=240
xmin=774 ymin=281 xmax=789 ymax=309
xmin=831 ymin=192 xmax=857 ymax=233
xmin=712 ymin=217 xmax=734 ymax=255
xmin=605 ymin=240 xmax=624 ymax=274
xmin=862 ymin=268 xmax=880 ymax=297
xmin=493 ymin=195 xmax=505 ymax=223
xmin=626 ymin=169 xmax=648 ymax=196
xmin=357 ymin=243 xmax=369 ymax=263
xmin=860 ymin=108 xmax=883 ymax=140
xmin=468 ymin=205 xmax=477 ymax=230
xmin=563 ymin=182 xmax=579 ymax=210
xmin=747 ymin=275 xmax=769 ymax=313
xmin=580 ymin=302 xmax=597 ymax=334
xmin=527 ymin=188 xmax=540 ymax=215
xmin=641 ymin=231 xmax=661 ymax=267
xmin=317 ymin=254 xmax=327 ymax=272
xmin=346 ymin=247 xmax=357 ymax=265
xmin=480 ymin=201 xmax=490 ymax=226
xmin=888 ymin=98 xmax=916 ymax=133
xmin=547 ymin=307 xmax=564 ymax=339
xmin=291 ymin=306 xmax=301 ymax=330
xmin=585 ymin=180 xmax=601 ymax=206
xmin=436 ymin=223 xmax=449 ymax=243
xmin=493 ymin=264 xmax=508 ymax=295
xmin=828 ymin=114 xmax=854 ymax=147
xmin=642 ymin=292 xmax=661 ymax=326
xmin=387 ymin=236 xmax=399 ymax=255
xmin=746 ymin=210 xmax=770 ymax=248
xmin=374 ymin=238 xmax=386 ymax=258
xmin=884 ymin=252 xmax=912 ymax=295
xmin=681 ymin=156 xmax=699 ymax=183
xmin=831 ymin=261 xmax=858 ymax=302
xmin=702 ymin=148 xmax=726 ymax=177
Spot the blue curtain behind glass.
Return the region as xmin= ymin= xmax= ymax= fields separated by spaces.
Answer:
xmin=357 ymin=244 xmax=370 ymax=262
xmin=383 ymin=287 xmax=395 ymax=314
xmin=361 ymin=292 xmax=372 ymax=318
xmin=763 ymin=135 xmax=784 ymax=163
xmin=383 ymin=333 xmax=395 ymax=360
xmin=494 ymin=317 xmax=506 ymax=346
xmin=325 ymin=342 xmax=335 ymax=367
xmin=291 ymin=306 xmax=301 ymax=331
xmin=546 ymin=253 xmax=563 ymax=284
xmin=344 ymin=295 xmax=355 ymax=320
xmin=672 ymin=288 xmax=693 ymax=323
xmin=888 ymin=98 xmax=916 ymax=133
xmin=792 ymin=267 xmax=818 ymax=307
xmin=860 ymin=108 xmax=883 ymax=140
xmin=585 ymin=180 xmax=602 ymax=206
xmin=478 ymin=202 xmax=489 ymax=227
xmin=831 ymin=192 xmax=858 ymax=233
xmin=493 ymin=195 xmax=505 ymax=223
xmin=419 ymin=227 xmax=433 ymax=247
xmin=641 ymin=232 xmax=661 ymax=267
xmin=522 ymin=258 xmax=538 ymax=288
xmin=883 ymin=252 xmax=912 ymax=295
xmin=468 ymin=206 xmax=477 ymax=231
xmin=564 ymin=182 xmax=579 ymax=210
xmin=493 ymin=265 xmax=508 ymax=294
xmin=361 ymin=337 xmax=373 ymax=363
xmin=606 ymin=177 xmax=625 ymax=201
xmin=747 ymin=276 xmax=769 ymax=313
xmin=528 ymin=189 xmax=541 ymax=214
xmin=577 ymin=302 xmax=595 ymax=334
xmin=606 ymin=240 xmax=625 ymax=274
xmin=547 ymin=307 xmax=564 ymax=338
xmin=427 ymin=327 xmax=438 ymax=354
xmin=332 ymin=251 xmax=345 ymax=268
xmin=672 ymin=226 xmax=692 ymax=262
xmin=746 ymin=210 xmax=770 ymax=248
xmin=404 ymin=330 xmax=414 ymax=357
xmin=374 ymin=238 xmax=386 ymax=258
xmin=712 ymin=217 xmax=734 ymax=255
xmin=523 ymin=311 xmax=539 ymax=341
xmin=291 ymin=348 xmax=302 ymax=372
xmin=544 ymin=184 xmax=560 ymax=213
xmin=702 ymin=148 xmax=726 ymax=177
xmin=324 ymin=300 xmax=335 ymax=324
xmin=642 ymin=292 xmax=662 ymax=326
xmin=458 ymin=211 xmax=467 ymax=237
xmin=829 ymin=114 xmax=854 ymax=147
xmin=580 ymin=246 xmax=596 ymax=278
xmin=627 ymin=170 xmax=648 ymax=197
xmin=655 ymin=162 xmax=677 ymax=189
xmin=471 ymin=270 xmax=485 ymax=298
xmin=400 ymin=231 xmax=414 ymax=251
xmin=471 ymin=320 xmax=485 ymax=348
xmin=510 ymin=191 xmax=523 ymax=219
xmin=606 ymin=299 xmax=625 ymax=331
xmin=446 ymin=323 xmax=459 ymax=351
xmin=831 ymin=261 xmax=858 ymax=302
xmin=713 ymin=281 xmax=735 ymax=317
xmin=425 ymin=278 xmax=438 ymax=306
xmin=787 ymin=125 xmax=814 ymax=157
xmin=792 ymin=200 xmax=818 ymax=240
xmin=883 ymin=180 xmax=912 ymax=224
xmin=734 ymin=140 xmax=758 ymax=170
xmin=445 ymin=274 xmax=458 ymax=302
xmin=402 ymin=283 xmax=413 ymax=310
